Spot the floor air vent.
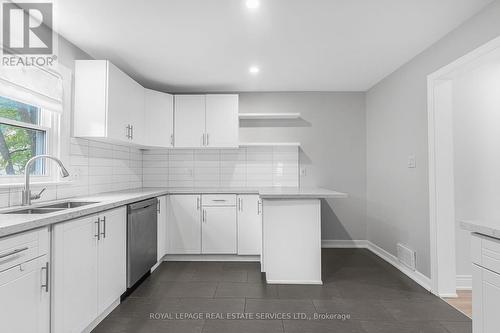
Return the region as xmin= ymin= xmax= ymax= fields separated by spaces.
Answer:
xmin=397 ymin=243 xmax=416 ymax=270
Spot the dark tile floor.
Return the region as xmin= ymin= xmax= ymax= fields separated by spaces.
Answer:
xmin=92 ymin=249 xmax=471 ymax=333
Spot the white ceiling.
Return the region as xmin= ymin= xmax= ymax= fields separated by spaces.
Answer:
xmin=55 ymin=0 xmax=493 ymax=92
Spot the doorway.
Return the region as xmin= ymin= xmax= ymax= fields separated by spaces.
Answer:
xmin=428 ymin=36 xmax=500 ymax=297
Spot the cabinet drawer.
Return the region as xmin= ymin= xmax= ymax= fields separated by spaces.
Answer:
xmin=0 ymin=227 xmax=49 ymax=272
xmin=202 ymin=194 xmax=236 ymax=206
xmin=472 ymin=233 xmax=500 ymax=274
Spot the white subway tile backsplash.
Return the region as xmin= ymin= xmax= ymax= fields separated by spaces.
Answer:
xmin=0 ymin=141 xmax=298 ymax=209
xmin=0 ymin=138 xmax=143 ymax=209
xmin=142 ymin=146 xmax=299 ymax=188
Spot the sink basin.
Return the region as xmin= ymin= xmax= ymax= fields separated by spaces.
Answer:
xmin=39 ymin=201 xmax=100 ymax=209
xmin=7 ymin=208 xmax=66 ymax=214
xmin=1 ymin=201 xmax=100 ymax=214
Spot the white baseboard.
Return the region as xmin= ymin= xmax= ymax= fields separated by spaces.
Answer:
xmin=321 ymin=239 xmax=432 ymax=291
xmin=321 ymin=239 xmax=369 ymax=248
xmin=456 ymin=275 xmax=472 ymax=290
xmin=165 ymin=254 xmax=260 ymax=262
xmin=82 ymin=298 xmax=120 ymax=333
xmin=267 ymin=280 xmax=322 ymax=285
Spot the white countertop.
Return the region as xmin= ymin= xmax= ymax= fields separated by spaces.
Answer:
xmin=461 ymin=220 xmax=500 ymax=240
xmin=0 ymin=187 xmax=347 ymax=237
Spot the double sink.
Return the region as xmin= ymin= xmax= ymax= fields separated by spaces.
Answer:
xmin=2 ymin=201 xmax=99 ymax=214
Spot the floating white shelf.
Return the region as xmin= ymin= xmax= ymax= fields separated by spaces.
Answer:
xmin=239 ymin=142 xmax=301 ymax=147
xmin=238 ymin=113 xmax=301 ymax=120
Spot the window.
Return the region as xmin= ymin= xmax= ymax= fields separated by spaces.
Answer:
xmin=0 ymin=96 xmax=55 ymax=176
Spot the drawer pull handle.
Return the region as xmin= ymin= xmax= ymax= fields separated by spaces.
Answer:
xmin=0 ymin=247 xmax=28 ymax=259
xmin=41 ymin=262 xmax=49 ymax=293
xmin=95 ymin=218 xmax=101 ymax=240
xmin=101 ymin=216 xmax=106 ymax=239
xmin=212 ymin=200 xmax=227 ymax=202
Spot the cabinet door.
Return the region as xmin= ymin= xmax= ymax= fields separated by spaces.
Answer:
xmin=202 ymin=206 xmax=237 ymax=254
xmin=0 ymin=256 xmax=49 ymax=333
xmin=473 ymin=264 xmax=500 ymax=333
xmin=157 ymin=195 xmax=168 ymax=261
xmin=167 ymin=195 xmax=201 ymax=254
xmin=97 ymin=207 xmax=127 ymax=314
xmin=237 ymin=195 xmax=262 ymax=255
xmin=205 ymin=94 xmax=239 ymax=148
xmin=74 ymin=60 xmax=108 ymax=138
xmin=106 ymin=61 xmax=134 ymax=143
xmin=128 ymin=80 xmax=145 ymax=145
xmin=145 ymin=89 xmax=174 ymax=147
xmin=53 ymin=216 xmax=99 ymax=333
xmin=174 ymin=95 xmax=206 ymax=148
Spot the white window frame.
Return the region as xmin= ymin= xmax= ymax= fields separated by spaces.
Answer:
xmin=0 ymin=103 xmax=60 ymax=184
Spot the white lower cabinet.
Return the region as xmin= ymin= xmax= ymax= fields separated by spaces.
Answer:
xmin=167 ymin=194 xmax=242 ymax=255
xmin=157 ymin=195 xmax=168 ymax=261
xmin=97 ymin=208 xmax=127 ymax=314
xmin=473 ymin=264 xmax=500 ymax=333
xmin=53 ymin=207 xmax=126 ymax=333
xmin=237 ymin=195 xmax=262 ymax=255
xmin=167 ymin=195 xmax=202 ymax=254
xmin=0 ymin=255 xmax=50 ymax=333
xmin=202 ymin=206 xmax=237 ymax=254
xmin=471 ymin=233 xmax=500 ymax=333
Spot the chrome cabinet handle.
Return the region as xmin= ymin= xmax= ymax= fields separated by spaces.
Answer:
xmin=157 ymin=201 xmax=161 ymax=214
xmin=212 ymin=199 xmax=226 ymax=202
xmin=206 ymin=133 xmax=209 ymax=146
xmin=0 ymin=246 xmax=28 ymax=259
xmin=95 ymin=218 xmax=101 ymax=240
xmin=257 ymin=200 xmax=262 ymax=214
xmin=170 ymin=134 xmax=174 ymax=146
xmin=202 ymin=134 xmax=205 ymax=146
xmin=100 ymin=216 xmax=106 ymax=239
xmin=41 ymin=262 xmax=49 ymax=292
xmin=203 ymin=209 xmax=207 ymax=223
xmin=196 ymin=196 xmax=200 ymax=210
xmin=130 ymin=125 xmax=134 ymax=139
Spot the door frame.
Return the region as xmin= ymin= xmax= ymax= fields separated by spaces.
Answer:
xmin=427 ymin=35 xmax=500 ymax=297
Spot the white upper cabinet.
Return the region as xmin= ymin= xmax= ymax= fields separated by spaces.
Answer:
xmin=74 ymin=60 xmax=145 ymax=145
xmin=174 ymin=95 xmax=206 ymax=148
xmin=205 ymin=95 xmax=239 ymax=148
xmin=174 ymin=94 xmax=239 ymax=148
xmin=144 ymin=89 xmax=174 ymax=147
xmin=74 ymin=60 xmax=238 ymax=148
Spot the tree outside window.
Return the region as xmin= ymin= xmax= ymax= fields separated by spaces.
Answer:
xmin=0 ymin=96 xmax=47 ymax=176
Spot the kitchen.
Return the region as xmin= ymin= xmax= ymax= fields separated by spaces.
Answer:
xmin=1 ymin=1 xmax=500 ymax=333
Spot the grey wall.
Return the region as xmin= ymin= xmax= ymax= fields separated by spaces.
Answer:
xmin=239 ymin=92 xmax=366 ymax=241
xmin=366 ymin=0 xmax=500 ymax=278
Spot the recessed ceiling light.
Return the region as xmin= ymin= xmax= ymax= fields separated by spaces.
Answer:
xmin=249 ymin=66 xmax=260 ymax=74
xmin=246 ymin=0 xmax=260 ymax=10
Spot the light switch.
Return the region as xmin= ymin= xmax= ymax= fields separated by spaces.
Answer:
xmin=407 ymin=155 xmax=416 ymax=168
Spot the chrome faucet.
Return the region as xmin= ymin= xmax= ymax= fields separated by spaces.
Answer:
xmin=22 ymin=155 xmax=70 ymax=206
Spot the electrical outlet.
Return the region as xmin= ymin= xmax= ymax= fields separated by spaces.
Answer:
xmin=407 ymin=155 xmax=416 ymax=169
xmin=71 ymin=167 xmax=81 ymax=181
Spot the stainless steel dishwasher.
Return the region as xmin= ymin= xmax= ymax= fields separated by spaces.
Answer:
xmin=127 ymin=198 xmax=157 ymax=288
